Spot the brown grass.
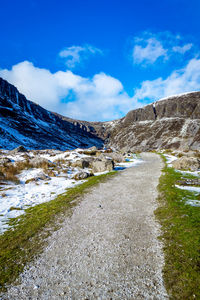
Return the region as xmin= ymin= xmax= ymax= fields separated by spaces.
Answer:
xmin=0 ymin=159 xmax=46 ymax=183
xmin=54 ymin=158 xmax=66 ymax=166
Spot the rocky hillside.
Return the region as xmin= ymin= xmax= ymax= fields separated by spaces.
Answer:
xmin=53 ymin=113 xmax=111 ymax=141
xmin=0 ymin=77 xmax=199 ymax=151
xmin=108 ymin=92 xmax=200 ymax=152
xmin=0 ymin=77 xmax=103 ymax=150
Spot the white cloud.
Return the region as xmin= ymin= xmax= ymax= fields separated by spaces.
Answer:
xmin=0 ymin=61 xmax=138 ymax=121
xmin=59 ymin=44 xmax=102 ymax=68
xmin=172 ymin=43 xmax=193 ymax=54
xmin=132 ymin=32 xmax=194 ymax=66
xmin=133 ymin=58 xmax=200 ymax=101
xmin=1 ymin=58 xmax=200 ymax=122
xmin=132 ymin=37 xmax=168 ymax=64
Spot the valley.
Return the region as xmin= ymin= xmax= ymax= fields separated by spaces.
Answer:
xmin=0 ymin=77 xmax=200 ymax=299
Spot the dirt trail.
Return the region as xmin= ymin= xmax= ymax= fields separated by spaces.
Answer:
xmin=3 ymin=153 xmax=168 ymax=299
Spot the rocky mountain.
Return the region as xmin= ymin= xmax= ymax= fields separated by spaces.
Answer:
xmin=108 ymin=92 xmax=200 ymax=152
xmin=53 ymin=113 xmax=111 ymax=141
xmin=0 ymin=77 xmax=199 ymax=151
xmin=0 ymin=77 xmax=103 ymax=150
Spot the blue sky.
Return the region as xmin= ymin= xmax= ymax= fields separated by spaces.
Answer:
xmin=1 ymin=0 xmax=200 ymax=121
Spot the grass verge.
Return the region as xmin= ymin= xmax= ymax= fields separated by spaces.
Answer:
xmin=0 ymin=171 xmax=117 ymax=291
xmin=155 ymin=155 xmax=200 ymax=299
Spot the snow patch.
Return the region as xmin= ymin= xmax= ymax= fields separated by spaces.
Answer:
xmin=156 ymin=91 xmax=199 ymax=102
xmin=175 ymin=184 xmax=200 ymax=193
xmin=0 ymin=150 xmax=143 ymax=233
xmin=185 ymin=200 xmax=200 ymax=207
xmin=163 ymin=154 xmax=177 ymax=166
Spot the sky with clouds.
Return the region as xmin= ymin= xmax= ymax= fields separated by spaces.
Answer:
xmin=0 ymin=0 xmax=200 ymax=121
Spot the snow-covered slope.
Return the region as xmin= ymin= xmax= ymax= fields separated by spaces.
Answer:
xmin=0 ymin=77 xmax=103 ymax=150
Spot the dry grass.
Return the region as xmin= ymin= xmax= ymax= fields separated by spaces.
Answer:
xmin=25 ymin=178 xmax=36 ymax=184
xmin=0 ymin=159 xmax=51 ymax=183
xmin=103 ymin=149 xmax=113 ymax=153
xmin=45 ymin=169 xmax=56 ymax=177
xmin=0 ymin=164 xmax=20 ymax=183
xmin=54 ymin=158 xmax=66 ymax=166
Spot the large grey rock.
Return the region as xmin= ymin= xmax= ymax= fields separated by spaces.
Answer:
xmin=73 ymin=171 xmax=93 ymax=180
xmin=71 ymin=157 xmax=95 ymax=169
xmin=172 ymin=157 xmax=200 ymax=171
xmin=91 ymin=159 xmax=114 ymax=173
xmin=104 ymin=152 xmax=124 ymax=163
xmin=71 ymin=160 xmax=82 ymax=168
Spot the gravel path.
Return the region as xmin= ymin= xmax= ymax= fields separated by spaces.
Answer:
xmin=2 ymin=153 xmax=168 ymax=299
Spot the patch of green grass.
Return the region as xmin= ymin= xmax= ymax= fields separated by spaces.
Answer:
xmin=9 ymin=207 xmax=22 ymax=211
xmin=0 ymin=171 xmax=117 ymax=291
xmin=155 ymin=155 xmax=200 ymax=299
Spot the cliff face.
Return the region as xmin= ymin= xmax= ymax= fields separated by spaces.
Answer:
xmin=108 ymin=92 xmax=200 ymax=151
xmin=0 ymin=78 xmax=103 ymax=150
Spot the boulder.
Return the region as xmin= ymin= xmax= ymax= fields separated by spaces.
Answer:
xmin=73 ymin=171 xmax=94 ymax=180
xmin=71 ymin=157 xmax=95 ymax=169
xmin=95 ymin=153 xmax=108 ymax=161
xmin=172 ymin=157 xmax=200 ymax=171
xmin=91 ymin=159 xmax=114 ymax=173
xmin=83 ymin=146 xmax=97 ymax=155
xmin=71 ymin=160 xmax=83 ymax=168
xmin=104 ymin=152 xmax=124 ymax=163
xmin=29 ymin=157 xmax=54 ymax=168
xmin=9 ymin=146 xmax=27 ymax=154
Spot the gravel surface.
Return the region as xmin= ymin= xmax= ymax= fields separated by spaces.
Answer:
xmin=2 ymin=153 xmax=168 ymax=299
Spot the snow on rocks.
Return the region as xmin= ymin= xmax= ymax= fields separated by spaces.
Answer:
xmin=163 ymin=150 xmax=200 ymax=208
xmin=0 ymin=147 xmax=142 ymax=233
xmin=163 ymin=151 xmax=200 ymax=175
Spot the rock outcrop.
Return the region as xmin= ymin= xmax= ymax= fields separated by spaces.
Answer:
xmin=91 ymin=159 xmax=114 ymax=173
xmin=108 ymin=93 xmax=200 ymax=151
xmin=172 ymin=157 xmax=200 ymax=171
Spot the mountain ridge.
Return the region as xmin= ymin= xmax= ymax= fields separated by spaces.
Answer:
xmin=0 ymin=77 xmax=199 ymax=151
xmin=0 ymin=77 xmax=103 ymax=150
